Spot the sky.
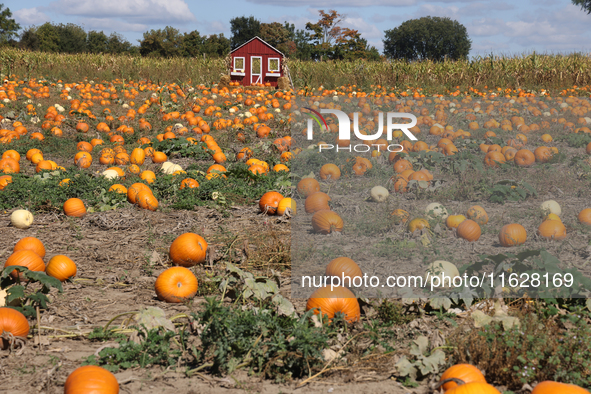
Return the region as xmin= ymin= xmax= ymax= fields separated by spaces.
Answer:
xmin=5 ymin=0 xmax=591 ymax=57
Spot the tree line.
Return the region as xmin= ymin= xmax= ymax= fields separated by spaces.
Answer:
xmin=9 ymin=3 xmax=589 ymax=62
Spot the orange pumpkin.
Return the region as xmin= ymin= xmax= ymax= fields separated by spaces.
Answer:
xmin=259 ymin=191 xmax=284 ymax=215
xmin=325 ymin=257 xmax=363 ymax=286
xmin=13 ymin=237 xmax=46 ymax=258
xmin=0 ymin=307 xmax=30 ymax=350
xmin=155 ymin=267 xmax=198 ymax=303
xmin=169 ymin=233 xmax=208 ymax=267
xmin=445 ymin=382 xmax=500 ymax=394
xmin=63 ymin=198 xmax=86 ymax=217
xmin=3 ymin=250 xmax=46 ymax=281
xmin=180 ymin=178 xmax=199 ymax=189
xmin=46 ymin=255 xmax=77 ymax=281
xmin=306 ymin=286 xmax=360 ymax=323
xmin=407 ymin=217 xmax=430 ymax=232
xmin=498 ymin=224 xmax=527 ymax=247
xmin=276 ymin=198 xmax=295 ymax=215
xmin=514 ymin=149 xmax=535 ymax=167
xmin=137 ymin=190 xmax=158 ymax=211
xmin=531 ymin=381 xmax=590 ymax=394
xmin=127 ymin=183 xmax=152 ymax=204
xmin=311 ymin=210 xmax=343 ymax=234
xmin=484 ymin=151 xmax=506 ymax=167
xmin=319 ymin=163 xmax=341 ymax=180
xmin=456 ymin=220 xmax=481 ymax=242
xmin=578 ymin=208 xmax=591 ymax=225
xmin=466 ymin=205 xmax=488 ymax=225
xmin=305 ymin=192 xmax=331 ymax=213
xmin=64 ymin=365 xmax=119 ymax=394
xmin=446 ymin=215 xmax=466 ymax=229
xmin=130 ymin=147 xmax=146 ymax=165
xmin=534 ymin=146 xmax=553 ymax=163
xmin=297 ymin=178 xmax=320 ymax=197
xmin=537 ymin=220 xmax=566 ymax=240
xmin=440 ymin=364 xmax=486 ymax=391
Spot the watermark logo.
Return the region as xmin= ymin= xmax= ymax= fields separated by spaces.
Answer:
xmin=304 ymin=108 xmax=418 ymax=142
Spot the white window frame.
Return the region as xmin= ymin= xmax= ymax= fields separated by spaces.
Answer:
xmin=268 ymin=57 xmax=280 ymax=73
xmin=232 ymin=57 xmax=245 ymax=74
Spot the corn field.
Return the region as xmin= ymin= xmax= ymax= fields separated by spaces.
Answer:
xmin=1 ymin=48 xmax=591 ymax=91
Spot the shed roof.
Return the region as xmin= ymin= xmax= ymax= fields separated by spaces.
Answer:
xmin=230 ymin=36 xmax=285 ymax=57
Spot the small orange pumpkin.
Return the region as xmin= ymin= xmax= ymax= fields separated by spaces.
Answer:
xmin=537 ymin=220 xmax=566 ymax=240
xmin=531 ymin=381 xmax=590 ymax=394
xmin=445 ymin=382 xmax=500 ymax=394
xmin=169 ymin=233 xmax=208 ymax=267
xmin=306 ymin=286 xmax=360 ymax=323
xmin=46 ymin=255 xmax=77 ymax=281
xmin=498 ymin=223 xmax=527 ymax=247
xmin=3 ymin=250 xmax=46 ymax=281
xmin=319 ymin=163 xmax=341 ymax=180
xmin=439 ymin=364 xmax=486 ymax=391
xmin=127 ymin=183 xmax=152 ymax=204
xmin=446 ymin=215 xmax=466 ymax=229
xmin=64 ymin=365 xmax=119 ymax=394
xmin=466 ymin=205 xmax=488 ymax=225
xmin=137 ymin=190 xmax=158 ymax=211
xmin=311 ymin=210 xmax=344 ymax=234
xmin=0 ymin=307 xmax=30 ymax=350
xmin=63 ymin=198 xmax=86 ymax=217
xmin=155 ymin=267 xmax=198 ymax=303
xmin=456 ymin=219 xmax=481 ymax=242
xmin=325 ymin=257 xmax=363 ymax=286
xmin=297 ymin=178 xmax=320 ymax=197
xmin=13 ymin=237 xmax=46 ymax=258
xmin=259 ymin=191 xmax=284 ymax=215
xmin=305 ymin=192 xmax=331 ymax=213
xmin=578 ymin=208 xmax=591 ymax=225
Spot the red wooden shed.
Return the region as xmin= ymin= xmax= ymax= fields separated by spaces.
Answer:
xmin=229 ymin=36 xmax=284 ymax=87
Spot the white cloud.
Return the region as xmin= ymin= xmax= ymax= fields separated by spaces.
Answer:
xmin=76 ymin=17 xmax=148 ymax=33
xmin=13 ymin=8 xmax=51 ymax=25
xmin=245 ymin=0 xmax=415 ymax=6
xmin=48 ymin=0 xmax=196 ymax=24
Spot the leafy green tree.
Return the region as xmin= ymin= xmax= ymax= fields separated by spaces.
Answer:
xmin=201 ymin=34 xmax=230 ymax=57
xmin=260 ymin=22 xmax=295 ymax=55
xmin=181 ymin=30 xmax=203 ymax=57
xmin=572 ymin=0 xmax=591 ymax=13
xmin=230 ymin=16 xmax=260 ymax=49
xmin=139 ymin=26 xmax=182 ymax=57
xmin=56 ymin=23 xmax=87 ymax=53
xmin=107 ymin=32 xmax=135 ymax=54
xmin=293 ymin=29 xmax=314 ymax=60
xmin=0 ymin=3 xmax=20 ymax=44
xmin=19 ymin=27 xmax=39 ymax=50
xmin=383 ymin=16 xmax=471 ymax=61
xmin=35 ymin=23 xmax=60 ymax=53
xmin=334 ymin=29 xmax=380 ymax=60
xmin=87 ymin=30 xmax=109 ymax=53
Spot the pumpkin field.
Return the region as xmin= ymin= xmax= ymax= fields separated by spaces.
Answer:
xmin=3 ymin=52 xmax=591 ymax=394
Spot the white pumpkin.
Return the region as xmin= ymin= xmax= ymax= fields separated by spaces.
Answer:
xmin=161 ymin=162 xmax=183 ymax=175
xmin=370 ymin=186 xmax=389 ymax=202
xmin=425 ymin=202 xmax=449 ymax=219
xmin=11 ymin=209 xmax=34 ymax=229
xmin=424 ymin=260 xmax=460 ymax=288
xmin=161 ymin=161 xmax=175 ymax=172
xmin=102 ymin=169 xmax=120 ymax=180
xmin=541 ymin=200 xmax=561 ymax=216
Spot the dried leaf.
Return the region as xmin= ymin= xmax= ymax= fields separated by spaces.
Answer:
xmin=134 ymin=307 xmax=175 ymax=332
xmin=472 ymin=310 xmax=493 ymax=328
xmin=395 ymin=356 xmax=417 ymax=379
